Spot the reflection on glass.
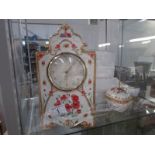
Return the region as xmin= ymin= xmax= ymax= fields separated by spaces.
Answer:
xmin=98 ymin=42 xmax=111 ymax=47
xmin=141 ymin=40 xmax=151 ymax=44
xmin=120 ymin=19 xmax=155 ymax=100
xmin=146 ymin=109 xmax=150 ymax=114
xmin=139 ymin=19 xmax=147 ymax=22
xmin=129 ymin=35 xmax=155 ymax=43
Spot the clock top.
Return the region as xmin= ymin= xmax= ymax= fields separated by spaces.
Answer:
xmin=49 ymin=24 xmax=87 ymax=55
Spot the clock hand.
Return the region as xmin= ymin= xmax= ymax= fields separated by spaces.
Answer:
xmin=64 ymin=61 xmax=77 ymax=88
xmin=65 ymin=61 xmax=76 ymax=74
xmin=65 ymin=65 xmax=72 ymax=74
xmin=64 ymin=72 xmax=68 ymax=88
xmin=64 ymin=66 xmax=73 ymax=88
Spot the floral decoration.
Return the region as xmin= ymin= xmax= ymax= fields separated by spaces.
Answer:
xmin=52 ymin=93 xmax=82 ymax=117
xmin=37 ymin=52 xmax=45 ymax=60
xmin=71 ymin=94 xmax=80 ymax=109
xmin=64 ymin=44 xmax=69 ymax=48
xmin=67 ymin=33 xmax=71 ymax=37
xmin=64 ymin=119 xmax=74 ymax=127
xmin=88 ymin=79 xmax=92 ymax=84
xmin=49 ymin=90 xmax=53 ymax=96
xmin=61 ymin=95 xmax=67 ymax=100
xmin=71 ymin=94 xmax=79 ymax=102
xmin=81 ymin=90 xmax=86 ymax=96
xmin=54 ymin=99 xmax=61 ymax=106
xmin=55 ymin=44 xmax=60 ymax=49
xmin=72 ymin=44 xmax=77 ymax=49
xmin=111 ymin=87 xmax=126 ymax=93
xmin=42 ymin=61 xmax=45 ymax=65
xmin=81 ymin=121 xmax=91 ymax=128
xmin=60 ymin=33 xmax=71 ymax=38
xmin=77 ymin=109 xmax=81 ymax=114
xmin=88 ymin=52 xmax=95 ymax=58
xmin=43 ymin=80 xmax=46 ymax=85
xmin=72 ymin=101 xmax=80 ymax=109
xmin=65 ymin=104 xmax=72 ymax=112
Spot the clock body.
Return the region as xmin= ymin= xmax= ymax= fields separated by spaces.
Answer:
xmin=36 ymin=25 xmax=96 ymax=128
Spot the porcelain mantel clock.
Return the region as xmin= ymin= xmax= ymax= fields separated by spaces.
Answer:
xmin=36 ymin=24 xmax=96 ymax=128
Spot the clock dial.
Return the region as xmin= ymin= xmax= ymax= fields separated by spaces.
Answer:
xmin=48 ymin=53 xmax=87 ymax=91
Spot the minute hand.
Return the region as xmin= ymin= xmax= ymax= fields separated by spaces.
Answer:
xmin=65 ymin=62 xmax=76 ymax=74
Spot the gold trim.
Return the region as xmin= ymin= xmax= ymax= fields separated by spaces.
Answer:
xmin=93 ymin=52 xmax=96 ymax=110
xmin=47 ymin=52 xmax=87 ymax=91
xmin=105 ymin=94 xmax=133 ymax=104
xmin=93 ymin=52 xmax=96 ymax=127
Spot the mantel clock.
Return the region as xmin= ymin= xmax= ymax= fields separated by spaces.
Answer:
xmin=36 ymin=24 xmax=96 ymax=128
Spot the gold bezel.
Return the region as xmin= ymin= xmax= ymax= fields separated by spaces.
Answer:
xmin=47 ymin=52 xmax=87 ymax=91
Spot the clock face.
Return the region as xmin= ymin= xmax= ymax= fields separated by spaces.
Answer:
xmin=48 ymin=53 xmax=87 ymax=91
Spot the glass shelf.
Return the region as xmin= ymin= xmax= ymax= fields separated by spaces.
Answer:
xmin=21 ymin=95 xmax=155 ymax=135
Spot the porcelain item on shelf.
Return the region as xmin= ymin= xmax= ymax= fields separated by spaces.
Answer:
xmin=105 ymin=87 xmax=133 ymax=112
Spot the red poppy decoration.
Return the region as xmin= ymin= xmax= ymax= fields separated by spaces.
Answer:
xmin=54 ymin=99 xmax=61 ymax=106
xmin=77 ymin=109 xmax=81 ymax=114
xmin=48 ymin=90 xmax=53 ymax=96
xmin=88 ymin=79 xmax=92 ymax=84
xmin=65 ymin=104 xmax=72 ymax=112
xmin=72 ymin=102 xmax=80 ymax=109
xmin=81 ymin=90 xmax=86 ymax=96
xmin=61 ymin=95 xmax=67 ymax=101
xmin=67 ymin=33 xmax=71 ymax=37
xmin=43 ymin=80 xmax=46 ymax=85
xmin=89 ymin=52 xmax=95 ymax=58
xmin=73 ymin=99 xmax=80 ymax=104
xmin=37 ymin=53 xmax=45 ymax=60
xmin=71 ymin=95 xmax=79 ymax=102
xmin=55 ymin=44 xmax=60 ymax=49
xmin=72 ymin=44 xmax=77 ymax=49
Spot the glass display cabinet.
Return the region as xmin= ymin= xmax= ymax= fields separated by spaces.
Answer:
xmin=1 ymin=19 xmax=155 ymax=135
